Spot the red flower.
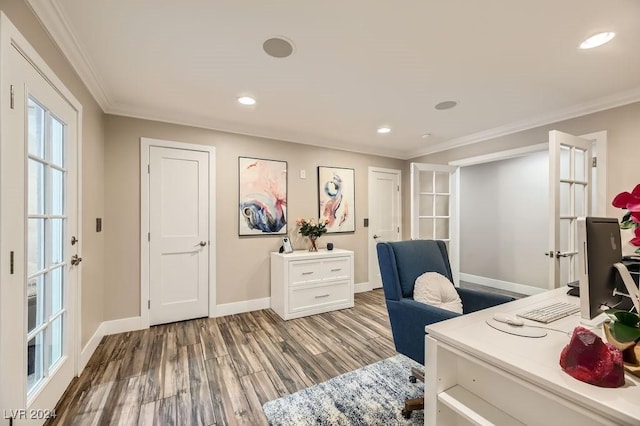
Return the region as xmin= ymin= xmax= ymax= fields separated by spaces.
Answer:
xmin=631 ymin=227 xmax=640 ymax=246
xmin=612 ymin=184 xmax=640 ymax=222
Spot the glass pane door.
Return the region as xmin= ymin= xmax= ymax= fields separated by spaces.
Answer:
xmin=27 ymin=97 xmax=67 ymax=395
xmin=410 ymin=162 xmax=458 ymax=282
xmin=549 ymin=130 xmax=591 ymax=289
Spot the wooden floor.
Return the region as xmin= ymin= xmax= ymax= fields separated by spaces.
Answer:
xmin=50 ymin=290 xmax=396 ymax=425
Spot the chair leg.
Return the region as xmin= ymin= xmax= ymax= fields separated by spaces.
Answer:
xmin=401 ymin=397 xmax=424 ymax=419
xmin=410 ymin=366 xmax=424 ymax=383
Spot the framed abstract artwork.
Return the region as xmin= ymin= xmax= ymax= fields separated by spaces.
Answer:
xmin=238 ymin=157 xmax=287 ymax=236
xmin=318 ymin=166 xmax=355 ymax=233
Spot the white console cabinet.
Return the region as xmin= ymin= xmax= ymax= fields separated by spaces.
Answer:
xmin=270 ymin=249 xmax=354 ymax=320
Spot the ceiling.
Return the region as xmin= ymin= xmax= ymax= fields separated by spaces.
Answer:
xmin=29 ymin=0 xmax=640 ymax=159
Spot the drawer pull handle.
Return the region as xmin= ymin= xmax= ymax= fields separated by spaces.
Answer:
xmin=302 ymin=272 xmax=314 ymax=275
xmin=330 ymin=268 xmax=342 ymax=272
xmin=315 ymin=294 xmax=330 ymax=299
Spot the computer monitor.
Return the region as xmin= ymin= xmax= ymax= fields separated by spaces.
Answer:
xmin=577 ymin=217 xmax=623 ymax=320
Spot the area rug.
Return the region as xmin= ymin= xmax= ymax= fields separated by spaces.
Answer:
xmin=262 ymin=354 xmax=424 ymax=425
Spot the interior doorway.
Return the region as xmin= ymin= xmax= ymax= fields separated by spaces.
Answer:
xmin=367 ymin=167 xmax=401 ymax=290
xmin=0 ymin=14 xmax=82 ymax=420
xmin=450 ymin=131 xmax=607 ymax=295
xmin=140 ymin=138 xmax=217 ymax=326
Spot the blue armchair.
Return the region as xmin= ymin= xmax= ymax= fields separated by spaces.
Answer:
xmin=376 ymin=240 xmax=514 ymax=365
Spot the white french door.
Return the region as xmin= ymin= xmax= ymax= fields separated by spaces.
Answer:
xmin=368 ymin=167 xmax=401 ymax=289
xmin=410 ymin=163 xmax=459 ymax=283
xmin=1 ymin=24 xmax=80 ymax=424
xmin=148 ymin=146 xmax=210 ymax=326
xmin=548 ymin=130 xmax=592 ymax=289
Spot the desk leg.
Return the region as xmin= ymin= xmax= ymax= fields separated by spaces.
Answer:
xmin=426 ymin=335 xmax=457 ymax=425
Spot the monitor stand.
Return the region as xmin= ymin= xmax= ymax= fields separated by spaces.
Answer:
xmin=579 ymin=311 xmax=609 ymax=329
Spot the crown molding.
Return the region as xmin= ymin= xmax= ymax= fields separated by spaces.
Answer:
xmin=27 ymin=0 xmax=111 ymax=109
xmin=407 ymin=86 xmax=640 ymax=159
xmin=105 ymin=102 xmax=407 ymax=160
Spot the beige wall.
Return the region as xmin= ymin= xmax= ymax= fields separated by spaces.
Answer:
xmin=412 ymin=101 xmax=640 ymax=218
xmin=104 ymin=115 xmax=405 ymax=320
xmin=1 ymin=1 xmax=106 ymax=346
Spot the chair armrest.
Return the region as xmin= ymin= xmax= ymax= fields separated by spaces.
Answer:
xmin=458 ymin=287 xmax=515 ymax=314
xmin=386 ymin=298 xmax=461 ymax=364
xmin=399 ymin=298 xmax=461 ymax=323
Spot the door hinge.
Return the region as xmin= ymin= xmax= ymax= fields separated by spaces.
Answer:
xmin=148 ymin=232 xmax=150 ymax=242
xmin=10 ymin=84 xmax=14 ymax=109
xmin=148 ymin=300 xmax=150 ymax=309
xmin=592 ymin=157 xmax=597 ymax=167
xmin=397 ymin=227 xmax=400 ymax=233
xmin=10 ymin=251 xmax=14 ymax=274
xmin=147 ymin=164 xmax=150 ymax=173
xmin=397 ymin=185 xmax=400 ymax=191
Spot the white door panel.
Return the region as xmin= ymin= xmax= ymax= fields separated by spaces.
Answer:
xmin=548 ymin=130 xmax=592 ymax=289
xmin=149 ymin=147 xmax=209 ymax=325
xmin=368 ymin=168 xmax=401 ymax=289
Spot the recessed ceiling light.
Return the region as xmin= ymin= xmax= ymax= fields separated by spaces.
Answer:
xmin=435 ymin=101 xmax=457 ymax=110
xmin=421 ymin=133 xmax=432 ymax=139
xmin=237 ymin=96 xmax=256 ymax=106
xmin=263 ymin=37 xmax=295 ymax=58
xmin=377 ymin=126 xmax=391 ymax=134
xmin=580 ymin=32 xmax=615 ymax=49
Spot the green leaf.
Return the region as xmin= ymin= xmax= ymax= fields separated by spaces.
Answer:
xmin=609 ymin=322 xmax=640 ymax=343
xmin=623 ymin=211 xmax=632 ymax=222
xmin=621 ymin=220 xmax=637 ymax=229
xmin=605 ymin=308 xmax=640 ymax=326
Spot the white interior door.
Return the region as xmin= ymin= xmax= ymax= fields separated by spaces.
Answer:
xmin=149 ymin=147 xmax=209 ymax=325
xmin=548 ymin=130 xmax=592 ymax=289
xmin=410 ymin=163 xmax=459 ymax=283
xmin=368 ymin=167 xmax=401 ymax=289
xmin=1 ymin=38 xmax=80 ymax=422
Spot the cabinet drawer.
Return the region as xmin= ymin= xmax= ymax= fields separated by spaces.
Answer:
xmin=289 ymin=281 xmax=350 ymax=313
xmin=289 ymin=260 xmax=323 ymax=285
xmin=322 ymin=257 xmax=351 ymax=281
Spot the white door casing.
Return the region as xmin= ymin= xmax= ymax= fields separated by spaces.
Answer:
xmin=410 ymin=163 xmax=459 ymax=284
xmin=0 ymin=13 xmax=82 ymax=423
xmin=548 ymin=130 xmax=592 ymax=289
xmin=141 ymin=138 xmax=216 ymax=327
xmin=368 ymin=167 xmax=401 ymax=289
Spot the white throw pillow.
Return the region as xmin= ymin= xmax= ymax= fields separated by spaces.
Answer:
xmin=413 ymin=272 xmax=463 ymax=314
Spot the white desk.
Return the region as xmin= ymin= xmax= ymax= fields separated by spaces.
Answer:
xmin=425 ymin=288 xmax=640 ymax=425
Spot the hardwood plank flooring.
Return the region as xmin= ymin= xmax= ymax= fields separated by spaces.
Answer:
xmin=49 ymin=289 xmax=396 ymax=425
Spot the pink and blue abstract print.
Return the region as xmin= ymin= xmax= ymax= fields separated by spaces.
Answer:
xmin=239 ymin=158 xmax=287 ymax=235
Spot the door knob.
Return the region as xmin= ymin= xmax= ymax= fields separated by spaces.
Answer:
xmin=71 ymin=255 xmax=82 ymax=266
xmin=198 ymin=241 xmax=207 ymax=247
xmin=373 ymin=234 xmax=381 ymax=239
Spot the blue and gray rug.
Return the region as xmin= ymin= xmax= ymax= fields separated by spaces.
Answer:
xmin=262 ymin=354 xmax=424 ymax=425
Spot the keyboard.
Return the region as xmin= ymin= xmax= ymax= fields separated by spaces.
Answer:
xmin=516 ymin=302 xmax=580 ymax=324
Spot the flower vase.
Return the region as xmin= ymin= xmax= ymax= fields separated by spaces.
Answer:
xmin=308 ymin=237 xmax=318 ymax=252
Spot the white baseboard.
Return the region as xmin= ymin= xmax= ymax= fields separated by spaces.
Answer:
xmin=102 ymin=316 xmax=146 ymax=335
xmin=79 ymin=322 xmax=105 ymax=372
xmin=355 ymin=282 xmax=375 ymax=293
xmin=459 ymin=273 xmax=546 ymax=296
xmin=78 ymin=316 xmax=145 ymax=372
xmin=214 ymin=297 xmax=271 ymax=317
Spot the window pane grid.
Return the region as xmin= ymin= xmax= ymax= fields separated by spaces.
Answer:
xmin=26 ymin=95 xmax=68 ymax=395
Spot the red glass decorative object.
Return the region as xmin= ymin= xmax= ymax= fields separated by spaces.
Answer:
xmin=559 ymin=326 xmax=625 ymax=388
